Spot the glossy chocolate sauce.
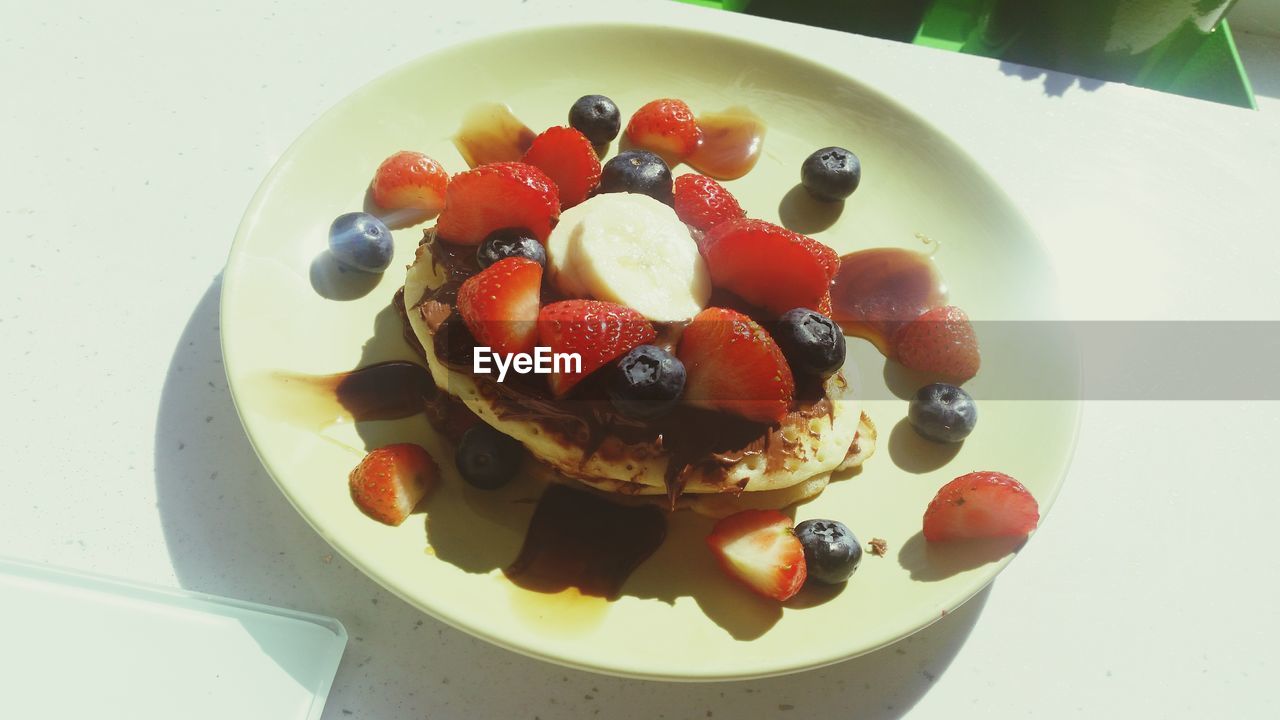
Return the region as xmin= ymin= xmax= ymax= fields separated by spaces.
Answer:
xmin=265 ymin=361 xmax=435 ymax=427
xmin=504 ymin=484 xmax=667 ymax=599
xmin=686 ymin=107 xmax=766 ymax=181
xmin=453 ymin=103 xmax=536 ymax=168
xmin=829 ymin=247 xmax=947 ymax=355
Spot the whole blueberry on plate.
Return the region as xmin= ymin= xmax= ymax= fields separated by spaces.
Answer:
xmin=794 ymin=519 xmax=862 ymax=584
xmin=455 ymin=424 xmax=525 ymax=490
xmin=476 ymin=228 xmax=546 ymax=268
xmin=569 ymin=94 xmax=621 ymax=145
xmin=608 ymin=345 xmax=686 ymax=419
xmin=599 ymin=150 xmax=673 ymax=204
xmin=329 ymin=212 xmax=393 ymax=272
xmin=801 ymin=146 xmax=861 ymax=202
xmin=908 ymin=382 xmax=978 ymax=443
xmin=774 ymin=308 xmax=846 ymax=378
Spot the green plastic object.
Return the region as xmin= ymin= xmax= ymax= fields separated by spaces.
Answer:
xmin=675 ymin=0 xmax=1256 ymax=108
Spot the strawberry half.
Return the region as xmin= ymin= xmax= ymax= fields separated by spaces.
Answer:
xmin=349 ymin=443 xmax=439 ymax=526
xmin=435 ymin=162 xmax=560 ymax=245
xmin=625 ymin=98 xmax=702 ymax=163
xmin=923 ymin=471 xmax=1039 ymax=542
xmin=678 ymin=307 xmax=795 ymax=424
xmin=706 ymin=509 xmax=807 ymax=601
xmin=457 ymin=257 xmax=543 ymax=356
xmin=673 ymin=174 xmax=745 ymax=232
xmin=370 ymin=151 xmax=449 ymax=214
xmin=891 ymin=305 xmax=981 ymax=382
xmin=702 ymin=218 xmax=839 ymax=317
xmin=538 ymin=300 xmax=655 ymax=397
xmin=521 ymin=126 xmax=601 ymax=208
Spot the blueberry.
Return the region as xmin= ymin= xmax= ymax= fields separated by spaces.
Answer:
xmin=476 ymin=228 xmax=546 ymax=269
xmin=569 ymin=94 xmax=621 ymax=145
xmin=908 ymin=383 xmax=978 ymax=443
xmin=801 ymin=146 xmax=861 ymax=202
xmin=599 ymin=150 xmax=673 ymax=204
xmin=328 ymin=212 xmax=393 ymax=272
xmin=794 ymin=519 xmax=862 ymax=584
xmin=608 ymin=345 xmax=686 ymax=419
xmin=455 ymin=424 xmax=525 ymax=490
xmin=773 ymin=308 xmax=846 ymax=378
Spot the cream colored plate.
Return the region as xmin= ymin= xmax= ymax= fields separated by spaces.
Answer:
xmin=222 ymin=23 xmax=1079 ymax=680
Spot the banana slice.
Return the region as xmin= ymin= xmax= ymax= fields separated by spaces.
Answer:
xmin=546 ymin=193 xmax=711 ymax=322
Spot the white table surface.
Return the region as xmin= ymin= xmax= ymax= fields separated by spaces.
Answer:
xmin=4 ymin=1 xmax=1278 ymax=717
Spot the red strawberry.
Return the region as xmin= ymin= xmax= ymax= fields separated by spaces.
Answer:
xmin=702 ymin=218 xmax=839 ymax=316
xmin=457 ymin=257 xmax=543 ymax=356
xmin=815 ymin=291 xmax=833 ymax=318
xmin=370 ymin=151 xmax=449 ymax=214
xmin=537 ymin=300 xmax=655 ymax=396
xmin=673 ymin=174 xmax=745 ymax=232
xmin=706 ymin=509 xmax=807 ymax=601
xmin=349 ymin=443 xmax=439 ymax=526
xmin=678 ymin=307 xmax=795 ymax=424
xmin=891 ymin=305 xmax=981 ymax=382
xmin=521 ymin=126 xmax=601 ymax=208
xmin=625 ymin=99 xmax=702 ymax=162
xmin=435 ymin=162 xmax=560 ymax=245
xmin=923 ymin=471 xmax=1039 ymax=542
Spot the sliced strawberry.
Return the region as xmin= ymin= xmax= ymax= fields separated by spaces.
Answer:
xmin=349 ymin=443 xmax=439 ymax=526
xmin=625 ymin=99 xmax=702 ymax=163
xmin=457 ymin=257 xmax=543 ymax=356
xmin=370 ymin=151 xmax=449 ymax=214
xmin=521 ymin=126 xmax=601 ymax=208
xmin=702 ymin=218 xmax=838 ymax=317
xmin=891 ymin=305 xmax=981 ymax=382
xmin=678 ymin=307 xmax=795 ymax=424
xmin=673 ymin=174 xmax=745 ymax=232
xmin=706 ymin=509 xmax=806 ymax=601
xmin=923 ymin=471 xmax=1039 ymax=542
xmin=435 ymin=162 xmax=560 ymax=245
xmin=538 ymin=300 xmax=655 ymax=396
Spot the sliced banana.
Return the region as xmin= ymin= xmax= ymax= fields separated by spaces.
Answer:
xmin=546 ymin=193 xmax=710 ymax=322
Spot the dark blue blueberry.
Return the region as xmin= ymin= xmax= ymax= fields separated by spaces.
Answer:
xmin=801 ymin=146 xmax=861 ymax=202
xmin=476 ymin=228 xmax=546 ymax=269
xmin=794 ymin=519 xmax=862 ymax=585
xmin=908 ymin=382 xmax=978 ymax=443
xmin=599 ymin=150 xmax=673 ymax=204
xmin=774 ymin=308 xmax=846 ymax=378
xmin=569 ymin=94 xmax=621 ymax=145
xmin=328 ymin=212 xmax=393 ymax=273
xmin=608 ymin=345 xmax=686 ymax=419
xmin=455 ymin=424 xmax=525 ymax=490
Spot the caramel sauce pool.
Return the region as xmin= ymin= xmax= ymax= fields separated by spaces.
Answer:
xmin=830 ymin=247 xmax=947 ymax=355
xmin=686 ymin=107 xmax=766 ymax=180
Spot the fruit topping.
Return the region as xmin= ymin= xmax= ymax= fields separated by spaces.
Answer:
xmin=521 ymin=126 xmax=602 ymax=208
xmin=923 ymin=471 xmax=1039 ymax=542
xmin=773 ymin=308 xmax=846 ymax=379
xmin=706 ymin=509 xmax=807 ymax=601
xmin=349 ymin=443 xmax=439 ymax=525
xmin=370 ymin=151 xmax=449 ymax=213
xmin=678 ymin=307 xmax=795 ymax=424
xmin=456 ymin=424 xmax=526 ymax=490
xmin=801 ymin=146 xmax=861 ymax=202
xmin=908 ymin=382 xmax=978 ymax=443
xmin=702 ymin=218 xmax=839 ymax=317
xmin=672 ymin=174 xmax=745 ymax=232
xmin=598 ymin=150 xmax=674 ymax=204
xmin=625 ymin=98 xmax=702 ymax=163
xmin=538 ymin=300 xmax=657 ymax=397
xmin=545 ymin=193 xmax=710 ymax=322
xmin=891 ymin=305 xmax=981 ymax=382
xmin=794 ymin=519 xmax=862 ymax=584
xmin=456 ymin=257 xmax=543 ymax=356
xmin=476 ymin=228 xmax=546 ymax=269
xmin=568 ymin=94 xmax=622 ymax=145
xmin=607 ymin=345 xmax=686 ymax=420
xmin=453 ymin=103 xmax=535 ymax=168
xmin=435 ymin=162 xmax=559 ymax=245
xmin=329 ymin=212 xmax=393 ymax=273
